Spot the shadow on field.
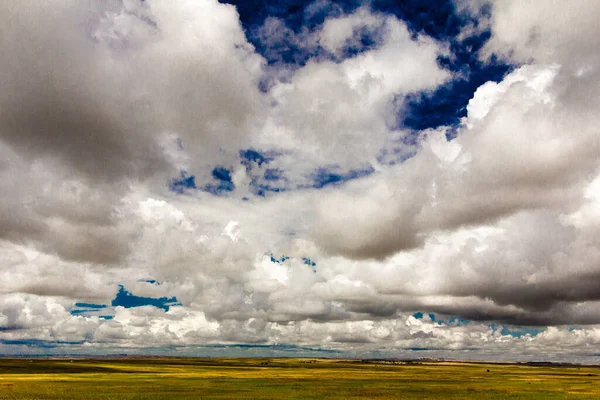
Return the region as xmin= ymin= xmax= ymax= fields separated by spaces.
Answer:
xmin=0 ymin=360 xmax=143 ymax=374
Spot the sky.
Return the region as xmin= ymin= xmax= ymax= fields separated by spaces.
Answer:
xmin=1 ymin=0 xmax=600 ymax=363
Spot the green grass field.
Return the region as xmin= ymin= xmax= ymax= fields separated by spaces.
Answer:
xmin=1 ymin=357 xmax=600 ymax=399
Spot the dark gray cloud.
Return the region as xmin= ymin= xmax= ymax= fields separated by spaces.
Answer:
xmin=0 ymin=1 xmax=166 ymax=182
xmin=0 ymin=0 xmax=265 ymax=263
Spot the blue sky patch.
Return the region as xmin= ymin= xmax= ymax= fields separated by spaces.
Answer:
xmin=400 ymin=54 xmax=510 ymax=130
xmin=111 ymin=285 xmax=182 ymax=312
xmin=413 ymin=313 xmax=471 ymax=327
xmin=0 ymin=326 xmax=23 ymax=332
xmin=447 ymin=316 xmax=470 ymax=326
xmin=168 ymin=171 xmax=197 ymax=194
xmin=240 ymin=148 xmax=276 ymax=170
xmin=302 ymin=257 xmax=316 ymax=267
xmin=268 ymin=254 xmax=315 ymax=271
xmin=302 ymin=257 xmax=317 ymax=272
xmin=70 ymin=302 xmax=110 ymax=318
xmin=74 ymin=303 xmax=107 ymax=309
xmin=69 ymin=289 xmax=179 ymax=318
xmin=412 ymin=312 xmax=436 ymax=322
xmin=269 ymin=253 xmax=290 ymax=264
xmin=250 ymin=178 xmax=288 ymax=197
xmin=70 ymin=309 xmax=95 ymax=315
xmin=201 ymin=167 xmax=235 ymax=195
xmin=338 ymin=24 xmax=383 ymax=59
xmin=226 ymin=0 xmax=357 ymax=65
xmin=263 ymin=168 xmax=284 ymax=181
xmin=392 ymin=3 xmax=512 ymax=131
xmin=239 ymin=149 xmax=289 ymax=196
xmin=307 ymin=166 xmax=374 ymax=189
xmin=500 ymin=325 xmax=544 ymax=338
xmin=218 ymin=149 xmax=380 ymax=198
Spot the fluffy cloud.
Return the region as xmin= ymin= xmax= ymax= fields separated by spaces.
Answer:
xmin=312 ymin=58 xmax=600 ymax=324
xmin=481 ymin=0 xmax=600 ymax=68
xmin=314 ymin=62 xmax=596 ymax=257
xmin=0 ymin=0 xmax=264 ymax=263
xmin=259 ymin=8 xmax=449 ymax=172
xmin=2 ymin=0 xmax=600 ymax=361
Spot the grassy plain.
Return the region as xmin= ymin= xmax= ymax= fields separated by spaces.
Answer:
xmin=1 ymin=357 xmax=600 ymax=399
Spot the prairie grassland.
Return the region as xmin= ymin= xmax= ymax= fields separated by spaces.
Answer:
xmin=1 ymin=357 xmax=600 ymax=399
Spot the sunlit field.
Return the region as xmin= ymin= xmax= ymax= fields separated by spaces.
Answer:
xmin=1 ymin=357 xmax=600 ymax=399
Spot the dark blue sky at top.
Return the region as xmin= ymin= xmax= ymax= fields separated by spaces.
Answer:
xmin=170 ymin=1 xmax=513 ymax=196
xmin=222 ymin=0 xmax=512 ymax=130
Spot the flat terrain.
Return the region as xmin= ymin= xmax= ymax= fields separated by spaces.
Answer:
xmin=1 ymin=357 xmax=600 ymax=399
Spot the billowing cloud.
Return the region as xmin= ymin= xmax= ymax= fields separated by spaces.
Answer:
xmin=2 ymin=0 xmax=600 ymax=362
xmin=0 ymin=0 xmax=265 ymax=263
xmin=258 ymin=8 xmax=449 ymax=172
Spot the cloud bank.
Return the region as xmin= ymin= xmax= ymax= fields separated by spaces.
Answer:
xmin=2 ymin=0 xmax=600 ymax=362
